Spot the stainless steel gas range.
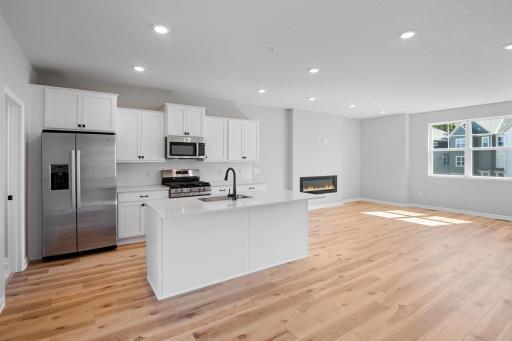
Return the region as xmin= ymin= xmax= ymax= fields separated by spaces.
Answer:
xmin=161 ymin=169 xmax=211 ymax=198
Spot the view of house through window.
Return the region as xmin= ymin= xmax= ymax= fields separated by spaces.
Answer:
xmin=430 ymin=116 xmax=512 ymax=178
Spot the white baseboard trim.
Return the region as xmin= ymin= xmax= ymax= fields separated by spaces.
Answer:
xmin=22 ymin=257 xmax=28 ymax=272
xmin=410 ymin=203 xmax=512 ymax=222
xmin=321 ymin=197 xmax=512 ymax=221
xmin=117 ymin=237 xmax=146 ymax=245
xmin=343 ymin=197 xmax=364 ymax=204
xmin=0 ymin=295 xmax=5 ymax=314
xmin=357 ymin=197 xmax=410 ymax=207
xmin=308 ymin=201 xmax=343 ymax=210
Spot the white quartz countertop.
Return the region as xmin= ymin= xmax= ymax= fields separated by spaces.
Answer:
xmin=148 ymin=190 xmax=320 ymax=218
xmin=117 ymin=185 xmax=169 ymax=193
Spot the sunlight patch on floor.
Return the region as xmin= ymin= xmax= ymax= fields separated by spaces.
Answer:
xmin=363 ymin=210 xmax=472 ymax=227
xmin=425 ymin=216 xmax=472 ymax=224
xmin=398 ymin=217 xmax=450 ymax=226
xmin=387 ymin=210 xmax=425 ymax=217
xmin=364 ymin=211 xmax=407 ymax=219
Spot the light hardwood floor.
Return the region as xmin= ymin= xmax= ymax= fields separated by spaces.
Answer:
xmin=1 ymin=201 xmax=511 ymax=341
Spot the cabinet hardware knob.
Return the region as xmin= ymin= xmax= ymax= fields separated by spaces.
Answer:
xmin=7 ymin=195 xmax=13 ymax=201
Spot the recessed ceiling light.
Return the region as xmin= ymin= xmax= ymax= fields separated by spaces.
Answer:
xmin=349 ymin=104 xmax=356 ymax=108
xmin=504 ymin=43 xmax=512 ymax=50
xmin=308 ymin=67 xmax=320 ymax=74
xmin=308 ymin=97 xmax=316 ymax=102
xmin=153 ymin=25 xmax=169 ymax=35
xmin=257 ymin=89 xmax=266 ymax=94
xmin=400 ymin=30 xmax=416 ymax=39
xmin=380 ymin=110 xmax=387 ymax=114
xmin=133 ymin=65 xmax=145 ymax=72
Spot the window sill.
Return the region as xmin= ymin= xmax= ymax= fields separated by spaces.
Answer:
xmin=428 ymin=174 xmax=512 ymax=181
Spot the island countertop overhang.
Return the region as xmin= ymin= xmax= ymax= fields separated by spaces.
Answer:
xmin=147 ymin=190 xmax=320 ymax=218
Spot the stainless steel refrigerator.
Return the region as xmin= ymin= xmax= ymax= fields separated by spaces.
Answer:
xmin=42 ymin=130 xmax=117 ymax=257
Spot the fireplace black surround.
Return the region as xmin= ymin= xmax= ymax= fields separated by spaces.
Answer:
xmin=300 ymin=175 xmax=337 ymax=194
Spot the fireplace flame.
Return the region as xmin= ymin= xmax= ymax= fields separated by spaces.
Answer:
xmin=304 ymin=184 xmax=335 ymax=192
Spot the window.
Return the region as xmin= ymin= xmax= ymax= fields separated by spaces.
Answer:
xmin=497 ymin=135 xmax=505 ymax=147
xmin=481 ymin=136 xmax=489 ymax=147
xmin=430 ymin=122 xmax=466 ymax=176
xmin=455 ymin=156 xmax=465 ymax=167
xmin=455 ymin=138 xmax=465 ymax=148
xmin=430 ymin=115 xmax=512 ymax=178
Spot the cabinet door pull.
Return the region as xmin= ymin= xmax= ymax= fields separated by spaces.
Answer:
xmin=219 ymin=188 xmax=226 ymax=192
xmin=139 ymin=195 xmax=149 ymax=198
xmin=249 ymin=186 xmax=255 ymax=190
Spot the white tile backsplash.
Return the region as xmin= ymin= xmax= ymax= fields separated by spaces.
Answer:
xmin=117 ymin=161 xmax=253 ymax=187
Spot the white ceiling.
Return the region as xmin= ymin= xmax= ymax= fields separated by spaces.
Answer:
xmin=1 ymin=0 xmax=512 ymax=118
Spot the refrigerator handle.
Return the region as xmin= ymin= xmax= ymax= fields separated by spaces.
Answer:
xmin=77 ymin=150 xmax=81 ymax=209
xmin=71 ymin=150 xmax=76 ymax=208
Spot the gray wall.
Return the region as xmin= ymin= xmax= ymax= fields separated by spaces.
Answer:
xmin=361 ymin=103 xmax=512 ymax=218
xmin=0 ymin=8 xmax=36 ymax=306
xmin=291 ymin=109 xmax=362 ymax=206
xmin=409 ymin=101 xmax=512 ymax=217
xmin=362 ymin=114 xmax=410 ymax=204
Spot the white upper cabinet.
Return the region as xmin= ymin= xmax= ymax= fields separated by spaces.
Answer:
xmin=227 ymin=119 xmax=259 ymax=162
xmin=117 ymin=109 xmax=140 ymax=161
xmin=44 ymin=86 xmax=117 ymax=131
xmin=228 ymin=120 xmax=244 ymax=161
xmin=44 ymin=87 xmax=81 ymax=129
xmin=81 ymin=93 xmax=117 ymax=131
xmin=140 ymin=111 xmax=165 ymax=161
xmin=205 ymin=117 xmax=227 ymax=161
xmin=165 ymin=103 xmax=205 ymax=137
xmin=165 ymin=106 xmax=186 ymax=136
xmin=117 ymin=108 xmax=164 ymax=162
xmin=243 ymin=120 xmax=259 ymax=161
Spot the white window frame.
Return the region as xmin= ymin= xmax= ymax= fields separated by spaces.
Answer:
xmin=455 ymin=138 xmax=465 ymax=148
xmin=428 ymin=115 xmax=512 ymax=180
xmin=455 ymin=155 xmax=465 ymax=167
xmin=481 ymin=136 xmax=489 ymax=148
xmin=497 ymin=135 xmax=505 ymax=147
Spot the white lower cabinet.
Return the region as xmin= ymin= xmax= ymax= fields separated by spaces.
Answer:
xmin=118 ymin=202 xmax=145 ymax=239
xmin=117 ymin=189 xmax=168 ymax=242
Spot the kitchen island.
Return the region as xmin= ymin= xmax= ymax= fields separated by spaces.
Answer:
xmin=146 ymin=190 xmax=317 ymax=300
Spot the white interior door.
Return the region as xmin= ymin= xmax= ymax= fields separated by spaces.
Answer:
xmin=4 ymin=97 xmax=22 ymax=278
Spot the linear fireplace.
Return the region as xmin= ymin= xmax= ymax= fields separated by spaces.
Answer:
xmin=300 ymin=175 xmax=337 ymax=194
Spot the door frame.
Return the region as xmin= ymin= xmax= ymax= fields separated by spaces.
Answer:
xmin=2 ymin=86 xmax=27 ymax=281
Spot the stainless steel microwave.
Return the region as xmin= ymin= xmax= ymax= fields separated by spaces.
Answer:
xmin=166 ymin=135 xmax=206 ymax=159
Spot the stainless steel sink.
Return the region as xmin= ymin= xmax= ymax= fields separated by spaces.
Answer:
xmin=198 ymin=194 xmax=252 ymax=202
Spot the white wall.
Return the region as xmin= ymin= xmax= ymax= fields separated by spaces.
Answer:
xmin=291 ymin=109 xmax=361 ymax=206
xmin=362 ymin=114 xmax=410 ymax=204
xmin=0 ymin=8 xmax=36 ymax=310
xmin=409 ymin=101 xmax=512 ymax=218
xmin=342 ymin=118 xmax=362 ymax=200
